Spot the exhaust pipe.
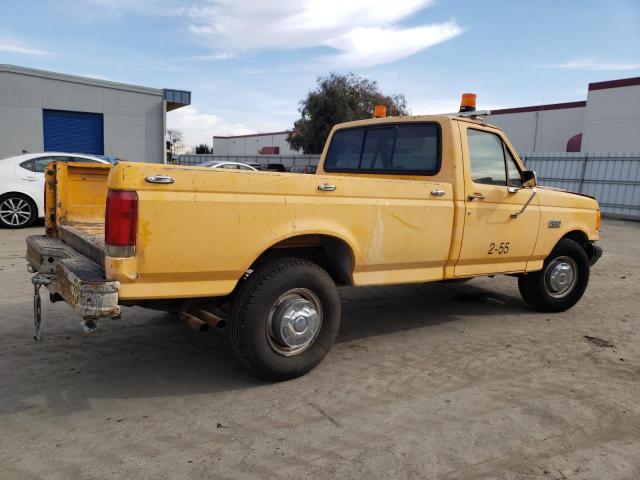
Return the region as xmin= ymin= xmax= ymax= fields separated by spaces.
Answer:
xmin=193 ymin=309 xmax=226 ymax=329
xmin=179 ymin=312 xmax=209 ymax=332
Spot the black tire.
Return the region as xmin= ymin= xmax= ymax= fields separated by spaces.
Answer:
xmin=518 ymin=238 xmax=590 ymax=312
xmin=0 ymin=193 xmax=37 ymax=229
xmin=229 ymin=257 xmax=341 ymax=380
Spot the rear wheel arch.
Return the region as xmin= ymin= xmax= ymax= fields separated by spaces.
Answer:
xmin=249 ymin=234 xmax=355 ymax=286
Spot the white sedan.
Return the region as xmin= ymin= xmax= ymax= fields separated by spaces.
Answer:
xmin=0 ymin=152 xmax=111 ymax=228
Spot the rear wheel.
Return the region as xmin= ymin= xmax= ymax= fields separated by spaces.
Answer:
xmin=518 ymin=238 xmax=590 ymax=312
xmin=229 ymin=257 xmax=341 ymax=380
xmin=0 ymin=194 xmax=37 ymax=228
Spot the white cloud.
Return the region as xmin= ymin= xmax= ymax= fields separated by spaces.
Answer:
xmin=78 ymin=0 xmax=462 ymax=67
xmin=0 ymin=38 xmax=50 ymax=55
xmin=182 ymin=0 xmax=462 ymax=67
xmin=167 ymin=105 xmax=254 ymax=151
xmin=187 ymin=50 xmax=237 ymax=61
xmin=545 ymin=58 xmax=640 ymax=71
xmin=238 ymin=67 xmax=266 ymax=75
xmin=324 ymin=22 xmax=462 ymax=67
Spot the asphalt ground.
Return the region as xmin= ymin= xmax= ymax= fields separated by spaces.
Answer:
xmin=1 ymin=219 xmax=639 ymax=479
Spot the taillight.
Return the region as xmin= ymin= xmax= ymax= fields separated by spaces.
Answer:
xmin=105 ymin=190 xmax=138 ymax=257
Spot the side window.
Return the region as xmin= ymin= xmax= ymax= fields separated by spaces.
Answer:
xmin=393 ymin=124 xmax=439 ymax=172
xmin=34 ymin=157 xmax=57 ymax=173
xmin=19 ymin=160 xmax=35 ymax=172
xmin=221 ymin=164 xmax=238 ymax=169
xmin=468 ymin=130 xmax=507 ymax=186
xmin=505 ymin=148 xmax=523 ymax=186
xmin=325 ymin=129 xmax=364 ymax=170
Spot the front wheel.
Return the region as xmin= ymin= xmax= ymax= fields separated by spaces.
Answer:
xmin=518 ymin=238 xmax=590 ymax=312
xmin=229 ymin=257 xmax=341 ymax=380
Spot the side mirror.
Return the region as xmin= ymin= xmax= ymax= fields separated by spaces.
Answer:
xmin=522 ymin=170 xmax=537 ymax=187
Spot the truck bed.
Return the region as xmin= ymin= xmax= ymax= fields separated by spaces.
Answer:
xmin=57 ymin=223 xmax=106 ymax=267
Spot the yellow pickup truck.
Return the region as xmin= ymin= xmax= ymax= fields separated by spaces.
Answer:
xmin=26 ymin=103 xmax=602 ymax=379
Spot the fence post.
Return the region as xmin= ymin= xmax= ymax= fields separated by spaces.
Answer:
xmin=578 ymin=153 xmax=588 ymax=193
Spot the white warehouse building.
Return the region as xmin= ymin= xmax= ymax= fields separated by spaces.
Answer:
xmin=486 ymin=76 xmax=640 ymax=155
xmin=0 ymin=64 xmax=190 ymax=162
xmin=212 ymin=130 xmax=299 ymax=156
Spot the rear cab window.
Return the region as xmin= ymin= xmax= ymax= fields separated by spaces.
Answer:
xmin=324 ymin=122 xmax=440 ymax=175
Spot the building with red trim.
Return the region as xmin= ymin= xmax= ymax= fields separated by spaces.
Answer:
xmin=486 ymin=76 xmax=640 ymax=154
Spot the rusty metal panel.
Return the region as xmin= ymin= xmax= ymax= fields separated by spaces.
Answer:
xmin=26 ymin=234 xmax=120 ymax=320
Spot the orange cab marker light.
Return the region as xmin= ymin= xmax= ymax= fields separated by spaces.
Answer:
xmin=460 ymin=93 xmax=477 ymax=113
xmin=373 ymin=105 xmax=387 ymax=118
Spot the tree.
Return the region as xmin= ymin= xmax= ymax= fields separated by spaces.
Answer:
xmin=195 ymin=143 xmax=212 ymax=154
xmin=287 ymin=73 xmax=408 ymax=154
xmin=167 ymin=129 xmax=184 ymax=155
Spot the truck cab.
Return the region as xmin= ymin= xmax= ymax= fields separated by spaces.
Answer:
xmin=26 ymin=98 xmax=602 ymax=380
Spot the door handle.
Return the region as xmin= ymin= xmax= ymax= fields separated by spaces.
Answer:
xmin=468 ymin=192 xmax=486 ymax=201
xmin=507 ymin=187 xmax=519 ymax=193
xmin=146 ymin=175 xmax=174 ymax=184
xmin=430 ymin=189 xmax=446 ymax=197
xmin=318 ymin=184 xmax=336 ymax=192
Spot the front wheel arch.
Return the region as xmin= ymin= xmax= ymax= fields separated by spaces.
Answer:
xmin=560 ymin=229 xmax=600 ymax=264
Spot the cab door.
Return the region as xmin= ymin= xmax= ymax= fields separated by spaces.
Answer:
xmin=454 ymin=125 xmax=540 ymax=276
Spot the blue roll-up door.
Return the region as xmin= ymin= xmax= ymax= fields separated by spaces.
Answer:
xmin=43 ymin=109 xmax=104 ymax=155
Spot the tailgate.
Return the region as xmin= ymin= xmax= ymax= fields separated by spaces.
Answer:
xmin=45 ymin=161 xmax=111 ymax=240
xmin=45 ymin=160 xmax=110 ymax=267
xmin=29 ymin=161 xmax=118 ymax=319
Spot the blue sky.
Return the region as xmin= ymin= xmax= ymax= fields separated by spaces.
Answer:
xmin=1 ymin=0 xmax=639 ymax=149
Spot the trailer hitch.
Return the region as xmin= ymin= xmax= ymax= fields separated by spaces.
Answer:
xmin=32 ymin=274 xmax=54 ymax=341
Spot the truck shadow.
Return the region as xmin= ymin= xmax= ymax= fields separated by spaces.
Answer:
xmin=3 ymin=280 xmax=529 ymax=416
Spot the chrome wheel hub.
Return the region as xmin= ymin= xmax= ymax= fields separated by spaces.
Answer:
xmin=0 ymin=197 xmax=31 ymax=226
xmin=544 ymin=256 xmax=577 ymax=298
xmin=268 ymin=288 xmax=322 ymax=356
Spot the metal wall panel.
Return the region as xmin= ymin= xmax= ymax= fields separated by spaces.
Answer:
xmin=522 ymin=153 xmax=640 ymax=220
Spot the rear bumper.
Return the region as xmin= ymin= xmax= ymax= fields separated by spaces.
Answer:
xmin=26 ymin=235 xmax=120 ymax=319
